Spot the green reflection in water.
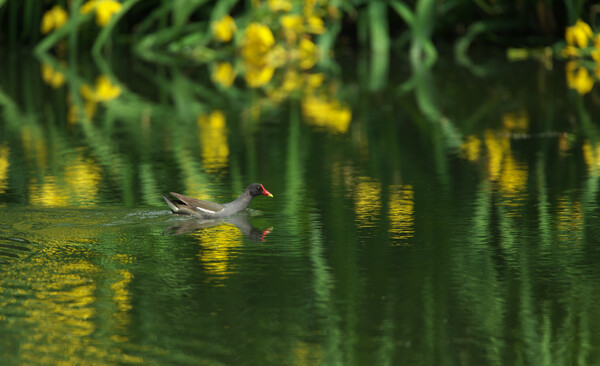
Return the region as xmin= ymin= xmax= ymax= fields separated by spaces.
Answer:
xmin=1 ymin=50 xmax=600 ymax=365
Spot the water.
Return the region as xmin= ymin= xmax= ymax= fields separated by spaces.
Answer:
xmin=1 ymin=50 xmax=600 ymax=364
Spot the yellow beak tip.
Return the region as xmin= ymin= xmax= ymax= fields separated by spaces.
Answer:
xmin=268 ymin=194 xmax=273 ymax=198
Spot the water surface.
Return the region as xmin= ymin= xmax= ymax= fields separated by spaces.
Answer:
xmin=1 ymin=50 xmax=600 ymax=365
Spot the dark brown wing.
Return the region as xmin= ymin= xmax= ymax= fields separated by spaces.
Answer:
xmin=169 ymin=192 xmax=225 ymax=214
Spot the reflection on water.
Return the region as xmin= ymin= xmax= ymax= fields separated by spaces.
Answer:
xmin=2 ymin=51 xmax=600 ymax=364
xmin=197 ymin=110 xmax=229 ymax=174
xmin=164 ymin=214 xmax=271 ymax=241
xmin=388 ymin=184 xmax=414 ymax=243
xmin=0 ymin=144 xmax=9 ymax=195
xmin=354 ymin=177 xmax=382 ymax=228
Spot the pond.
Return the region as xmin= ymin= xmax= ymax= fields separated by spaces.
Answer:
xmin=1 ymin=49 xmax=600 ymax=365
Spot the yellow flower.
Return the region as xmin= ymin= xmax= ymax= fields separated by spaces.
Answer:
xmin=81 ymin=0 xmax=122 ymax=27
xmin=267 ymin=69 xmax=303 ymax=102
xmin=281 ymin=70 xmax=303 ymax=93
xmin=245 ymin=66 xmax=275 ymax=88
xmin=303 ymin=0 xmax=318 ymax=17
xmin=241 ymin=23 xmax=275 ymax=68
xmin=565 ymin=61 xmax=594 ymax=95
xmin=212 ymin=15 xmax=237 ymax=43
xmin=241 ymin=23 xmax=277 ymax=88
xmin=41 ymin=5 xmax=69 ymax=34
xmin=299 ymin=38 xmax=318 ymax=69
xmin=561 ymin=45 xmax=581 ymax=58
xmin=212 ymin=62 xmax=237 ymax=87
xmin=592 ymin=34 xmax=600 ymax=62
xmin=268 ymin=0 xmax=293 ymax=12
xmin=565 ymin=19 xmax=593 ymax=48
xmin=281 ymin=14 xmax=303 ymax=43
xmin=306 ymin=73 xmax=324 ymax=88
xmin=41 ymin=63 xmax=66 ymax=89
xmin=305 ymin=15 xmax=325 ymax=34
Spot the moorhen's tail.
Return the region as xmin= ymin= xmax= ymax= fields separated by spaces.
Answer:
xmin=162 ymin=194 xmax=180 ymax=213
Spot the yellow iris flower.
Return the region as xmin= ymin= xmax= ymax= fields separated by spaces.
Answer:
xmin=299 ymin=38 xmax=317 ymax=69
xmin=242 ymin=23 xmax=275 ymax=67
xmin=565 ymin=19 xmax=593 ymax=48
xmin=41 ymin=5 xmax=69 ymax=34
xmin=80 ymin=0 xmax=122 ymax=27
xmin=268 ymin=0 xmax=293 ymax=12
xmin=212 ymin=15 xmax=237 ymax=43
xmin=212 ymin=62 xmax=237 ymax=87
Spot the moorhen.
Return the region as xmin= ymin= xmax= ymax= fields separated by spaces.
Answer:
xmin=163 ymin=183 xmax=273 ymax=219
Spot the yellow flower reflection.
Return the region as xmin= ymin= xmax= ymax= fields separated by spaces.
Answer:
xmin=499 ymin=155 xmax=527 ymax=196
xmin=64 ymin=155 xmax=102 ymax=206
xmin=460 ymin=135 xmax=481 ymax=161
xmin=21 ymin=126 xmax=48 ymax=170
xmin=583 ymin=140 xmax=600 ymax=175
xmin=388 ymin=185 xmax=414 ymax=243
xmin=354 ymin=177 xmax=381 ymax=227
xmin=194 ymin=224 xmax=242 ymax=286
xmin=69 ymin=75 xmax=120 ymax=123
xmin=565 ymin=61 xmax=594 ymax=95
xmin=212 ymin=15 xmax=237 ymax=43
xmin=80 ymin=0 xmax=123 ymax=27
xmin=302 ymin=94 xmax=352 ymax=133
xmin=29 ymin=152 xmax=101 ymax=207
xmin=212 ymin=62 xmax=237 ymax=87
xmin=111 ymin=269 xmax=133 ymax=319
xmin=41 ymin=63 xmax=66 ymax=89
xmin=0 ymin=144 xmax=9 ymax=194
xmin=502 ymin=110 xmax=529 ymax=133
xmin=3 ymin=242 xmax=144 ymax=365
xmin=198 ymin=110 xmax=229 ymax=173
xmin=484 ymin=130 xmax=527 ymax=196
xmin=29 ymin=176 xmax=70 ymax=207
xmin=41 ymin=5 xmax=69 ymax=34
xmin=565 ymin=19 xmax=593 ymax=48
xmin=556 ymin=197 xmax=583 ymax=245
xmin=80 ymin=75 xmax=122 ymax=102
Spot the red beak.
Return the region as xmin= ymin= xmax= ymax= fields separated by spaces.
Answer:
xmin=261 ymin=185 xmax=273 ymax=197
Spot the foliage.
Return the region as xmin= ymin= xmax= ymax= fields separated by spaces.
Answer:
xmin=1 ymin=0 xmax=600 ymax=63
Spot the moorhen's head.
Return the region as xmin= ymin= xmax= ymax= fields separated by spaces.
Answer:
xmin=247 ymin=183 xmax=273 ymax=198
